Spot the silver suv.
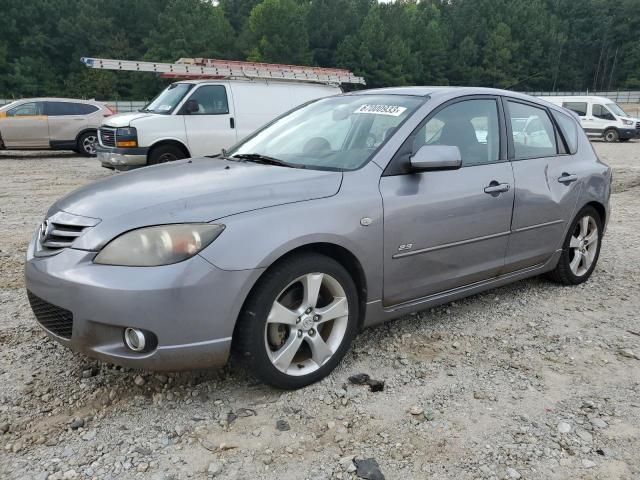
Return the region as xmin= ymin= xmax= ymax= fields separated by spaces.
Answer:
xmin=0 ymin=98 xmax=112 ymax=156
xmin=25 ymin=87 xmax=611 ymax=389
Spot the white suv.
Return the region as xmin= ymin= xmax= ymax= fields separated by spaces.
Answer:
xmin=0 ymin=98 xmax=112 ymax=155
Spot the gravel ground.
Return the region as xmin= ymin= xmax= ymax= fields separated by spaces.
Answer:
xmin=0 ymin=143 xmax=639 ymax=480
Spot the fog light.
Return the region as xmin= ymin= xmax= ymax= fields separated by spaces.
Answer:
xmin=124 ymin=327 xmax=146 ymax=352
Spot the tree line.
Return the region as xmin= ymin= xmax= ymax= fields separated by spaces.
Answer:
xmin=1 ymin=0 xmax=639 ymax=100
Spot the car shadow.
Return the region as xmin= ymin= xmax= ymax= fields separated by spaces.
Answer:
xmin=0 ymin=151 xmax=81 ymax=159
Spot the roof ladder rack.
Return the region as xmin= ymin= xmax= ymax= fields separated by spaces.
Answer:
xmin=80 ymin=57 xmax=365 ymax=85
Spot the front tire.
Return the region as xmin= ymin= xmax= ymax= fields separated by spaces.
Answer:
xmin=235 ymin=253 xmax=359 ymax=389
xmin=548 ymin=206 xmax=602 ymax=285
xmin=78 ymin=131 xmax=98 ymax=157
xmin=148 ymin=144 xmax=186 ymax=165
xmin=603 ymin=128 xmax=619 ymax=143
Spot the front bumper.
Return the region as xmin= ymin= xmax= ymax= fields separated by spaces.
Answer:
xmin=24 ymin=236 xmax=262 ymax=371
xmin=96 ymin=145 xmax=149 ymax=169
xmin=618 ymin=128 xmax=640 ymax=140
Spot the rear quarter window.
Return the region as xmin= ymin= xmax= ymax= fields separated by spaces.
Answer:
xmin=552 ymin=110 xmax=579 ymax=154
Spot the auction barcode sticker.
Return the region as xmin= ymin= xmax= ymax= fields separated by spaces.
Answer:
xmin=354 ymin=104 xmax=407 ymax=116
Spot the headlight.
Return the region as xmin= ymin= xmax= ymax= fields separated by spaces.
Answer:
xmin=116 ymin=126 xmax=138 ymax=148
xmin=94 ymin=224 xmax=224 ymax=266
xmin=622 ymin=119 xmax=633 ymax=126
xmin=116 ymin=127 xmax=137 ymax=136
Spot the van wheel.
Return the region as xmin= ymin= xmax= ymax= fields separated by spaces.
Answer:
xmin=603 ymin=129 xmax=619 ymax=142
xmin=235 ymin=253 xmax=358 ymax=389
xmin=148 ymin=144 xmax=186 ymax=165
xmin=78 ymin=131 xmax=98 ymax=156
xmin=548 ymin=206 xmax=602 ymax=285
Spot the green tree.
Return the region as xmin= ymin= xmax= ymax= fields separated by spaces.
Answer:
xmin=144 ymin=0 xmax=235 ymax=62
xmin=246 ymin=0 xmax=312 ymax=64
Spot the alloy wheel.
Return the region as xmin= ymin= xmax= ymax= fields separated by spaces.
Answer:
xmin=568 ymin=215 xmax=598 ymax=277
xmin=264 ymin=272 xmax=349 ymax=377
xmin=83 ymin=135 xmax=98 ymax=155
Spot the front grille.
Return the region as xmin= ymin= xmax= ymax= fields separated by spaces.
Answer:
xmin=36 ymin=211 xmax=99 ymax=256
xmin=636 ymin=121 xmax=640 ymax=130
xmin=27 ymin=291 xmax=74 ymax=339
xmin=99 ymin=127 xmax=116 ymax=147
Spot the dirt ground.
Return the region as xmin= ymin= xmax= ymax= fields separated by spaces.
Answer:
xmin=0 ymin=143 xmax=639 ymax=480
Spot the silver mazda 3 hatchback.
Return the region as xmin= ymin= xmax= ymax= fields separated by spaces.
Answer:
xmin=25 ymin=87 xmax=611 ymax=389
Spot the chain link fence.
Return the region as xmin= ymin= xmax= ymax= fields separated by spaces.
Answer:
xmin=527 ymin=91 xmax=640 ymax=103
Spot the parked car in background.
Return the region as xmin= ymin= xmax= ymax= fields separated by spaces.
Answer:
xmin=0 ymin=98 xmax=113 ymax=156
xmin=542 ymin=95 xmax=640 ymax=142
xmin=25 ymin=87 xmax=610 ymax=389
xmin=96 ymin=79 xmax=341 ymax=170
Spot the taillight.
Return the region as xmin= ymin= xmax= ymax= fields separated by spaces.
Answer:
xmin=104 ymin=105 xmax=116 ymax=116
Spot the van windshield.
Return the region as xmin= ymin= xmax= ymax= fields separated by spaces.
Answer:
xmin=228 ymin=94 xmax=425 ymax=171
xmin=141 ymin=83 xmax=193 ymax=114
xmin=606 ymin=103 xmax=629 ymax=117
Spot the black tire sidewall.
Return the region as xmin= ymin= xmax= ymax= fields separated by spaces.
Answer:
xmin=78 ymin=132 xmax=97 ymax=157
xmin=238 ymin=254 xmax=359 ymax=389
xmin=148 ymin=145 xmax=184 ymax=165
xmin=603 ymin=129 xmax=618 ymax=143
xmin=558 ymin=206 xmax=603 ymax=284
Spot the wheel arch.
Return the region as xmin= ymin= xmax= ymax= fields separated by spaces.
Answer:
xmin=233 ymin=241 xmax=369 ymax=344
xmin=148 ymin=139 xmax=191 ymax=159
xmin=585 ymin=200 xmax=606 ymax=225
xmin=75 ymin=128 xmax=97 ymax=144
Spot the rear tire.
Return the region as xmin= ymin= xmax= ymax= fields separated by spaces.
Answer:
xmin=603 ymin=128 xmax=619 ymax=143
xmin=548 ymin=206 xmax=602 ymax=285
xmin=77 ymin=131 xmax=98 ymax=157
xmin=234 ymin=253 xmax=359 ymax=389
xmin=148 ymin=144 xmax=186 ymax=165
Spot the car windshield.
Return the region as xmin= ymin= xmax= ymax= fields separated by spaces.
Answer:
xmin=142 ymin=83 xmax=193 ymax=114
xmin=228 ymin=94 xmax=425 ymax=171
xmin=606 ymin=103 xmax=629 ymax=117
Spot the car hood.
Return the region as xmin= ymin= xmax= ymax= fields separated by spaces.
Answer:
xmin=101 ymin=111 xmax=156 ymax=127
xmin=51 ymin=158 xmax=343 ymax=250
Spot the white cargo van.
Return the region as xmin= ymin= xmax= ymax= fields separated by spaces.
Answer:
xmin=541 ymin=95 xmax=639 ymax=142
xmin=96 ymin=79 xmax=341 ymax=169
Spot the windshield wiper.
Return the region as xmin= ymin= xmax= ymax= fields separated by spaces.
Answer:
xmin=231 ymin=153 xmax=303 ymax=168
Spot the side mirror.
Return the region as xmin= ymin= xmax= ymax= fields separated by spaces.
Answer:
xmin=184 ymin=100 xmax=199 ymax=114
xmin=410 ymin=145 xmax=462 ymax=171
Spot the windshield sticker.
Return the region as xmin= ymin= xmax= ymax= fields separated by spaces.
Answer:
xmin=354 ymin=104 xmax=407 ymax=116
xmin=158 ymin=105 xmax=173 ymax=111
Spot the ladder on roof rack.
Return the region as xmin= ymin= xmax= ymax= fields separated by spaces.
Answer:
xmin=80 ymin=57 xmax=365 ymax=85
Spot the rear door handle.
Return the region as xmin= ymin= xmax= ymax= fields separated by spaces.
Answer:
xmin=229 ymin=117 xmax=235 ymax=129
xmin=484 ymin=182 xmax=511 ymax=194
xmin=558 ymin=173 xmax=578 ymax=184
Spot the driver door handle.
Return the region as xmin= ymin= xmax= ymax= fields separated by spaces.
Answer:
xmin=484 ymin=182 xmax=511 ymax=194
xmin=558 ymin=173 xmax=578 ymax=184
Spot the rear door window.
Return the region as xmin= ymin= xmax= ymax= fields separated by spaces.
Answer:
xmin=562 ymin=102 xmax=587 ymax=117
xmin=507 ymin=101 xmax=557 ymax=159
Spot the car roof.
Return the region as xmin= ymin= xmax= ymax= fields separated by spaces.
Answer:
xmin=6 ymin=97 xmax=104 ymax=104
xmin=351 ymin=86 xmax=541 ymax=100
xmin=349 ymin=86 xmax=566 ymax=112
